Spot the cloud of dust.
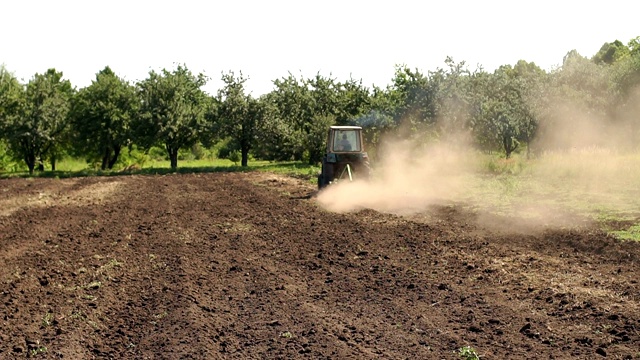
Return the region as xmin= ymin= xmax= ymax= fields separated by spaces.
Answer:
xmin=317 ymin=85 xmax=640 ymax=232
xmin=523 ymin=85 xmax=640 ymax=221
xmin=533 ymin=88 xmax=640 ymax=152
xmin=316 ymin=132 xmax=476 ymax=215
xmin=533 ymin=82 xmax=640 ymax=159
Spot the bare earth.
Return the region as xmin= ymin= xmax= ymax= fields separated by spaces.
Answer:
xmin=0 ymin=172 xmax=638 ymax=359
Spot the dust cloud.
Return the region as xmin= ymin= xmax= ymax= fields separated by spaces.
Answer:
xmin=317 ymin=88 xmax=640 ymax=231
xmin=316 ymin=134 xmax=476 ymax=214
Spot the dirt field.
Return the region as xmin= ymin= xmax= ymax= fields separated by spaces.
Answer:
xmin=1 ymin=172 xmax=639 ymax=359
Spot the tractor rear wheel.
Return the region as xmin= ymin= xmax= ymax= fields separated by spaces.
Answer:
xmin=318 ymin=162 xmax=334 ymax=189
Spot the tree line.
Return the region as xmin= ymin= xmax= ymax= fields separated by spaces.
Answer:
xmin=1 ymin=36 xmax=639 ymax=174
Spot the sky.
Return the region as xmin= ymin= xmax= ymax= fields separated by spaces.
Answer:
xmin=2 ymin=0 xmax=638 ymax=96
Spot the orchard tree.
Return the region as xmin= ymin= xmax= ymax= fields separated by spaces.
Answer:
xmin=508 ymin=60 xmax=547 ymax=157
xmin=251 ymin=94 xmax=299 ymax=161
xmin=216 ymin=71 xmax=264 ymax=167
xmin=266 ymin=74 xmax=313 ymax=160
xmin=534 ymin=51 xmax=612 ymax=151
xmin=135 ymin=64 xmax=208 ymax=169
xmin=607 ymin=39 xmax=640 ymax=148
xmin=0 ymin=65 xmax=23 ymax=138
xmin=468 ymin=61 xmax=548 ymax=158
xmin=71 ymin=66 xmax=138 ymax=169
xmin=431 ymin=58 xmax=474 ymax=138
xmin=0 ymin=66 xmax=24 ymax=170
xmin=592 ymin=40 xmax=630 ymax=65
xmin=556 ymin=50 xmax=611 ymax=113
xmin=383 ymin=65 xmax=437 ymax=139
xmin=305 ymin=113 xmax=335 ymax=164
xmin=4 ymin=68 xmax=73 ymax=173
xmin=304 ymin=74 xmax=342 ymax=163
xmin=307 ymin=73 xmax=341 ymax=120
xmin=339 ymin=77 xmax=371 ymax=124
xmin=609 ymin=37 xmax=640 ymax=99
xmin=470 ymin=67 xmax=520 ymax=158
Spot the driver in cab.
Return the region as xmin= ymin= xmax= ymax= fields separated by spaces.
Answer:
xmin=338 ymin=134 xmax=352 ymax=151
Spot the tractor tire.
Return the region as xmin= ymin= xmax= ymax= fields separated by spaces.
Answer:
xmin=318 ymin=163 xmax=334 ymax=189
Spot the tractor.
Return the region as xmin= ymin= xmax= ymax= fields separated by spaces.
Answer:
xmin=317 ymin=126 xmax=371 ymax=189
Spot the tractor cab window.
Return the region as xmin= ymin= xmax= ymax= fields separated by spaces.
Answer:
xmin=333 ymin=130 xmax=360 ymax=152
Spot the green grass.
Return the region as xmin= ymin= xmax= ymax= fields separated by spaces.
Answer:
xmin=458 ymin=346 xmax=480 ymax=360
xmin=29 ymin=345 xmax=47 ymax=357
xmin=610 ymin=225 xmax=640 ymax=241
xmin=144 ymin=158 xmax=242 ymax=169
xmin=41 ymin=312 xmax=54 ymax=327
xmin=53 ymin=157 xmax=92 ymax=172
xmin=0 ymin=157 xmax=320 ymax=183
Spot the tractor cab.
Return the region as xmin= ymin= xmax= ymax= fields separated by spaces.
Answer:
xmin=328 ymin=127 xmax=363 ymax=153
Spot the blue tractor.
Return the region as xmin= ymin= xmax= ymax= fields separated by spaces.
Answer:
xmin=317 ymin=126 xmax=371 ymax=189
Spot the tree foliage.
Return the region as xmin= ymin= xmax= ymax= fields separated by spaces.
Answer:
xmin=535 ymin=51 xmax=612 ymax=150
xmin=470 ymin=68 xmax=518 ymax=157
xmin=263 ymin=74 xmax=312 ymax=161
xmin=215 ymin=71 xmax=264 ymax=167
xmin=0 ymin=65 xmax=23 ymax=135
xmin=430 ymin=58 xmax=474 ymax=139
xmin=467 ymin=61 xmax=546 ymax=158
xmin=593 ymin=40 xmax=630 ymax=65
xmin=385 ymin=65 xmax=435 ymax=137
xmin=134 ymin=64 xmax=208 ymax=169
xmin=0 ymin=66 xmax=24 ymax=171
xmin=3 ymin=68 xmax=73 ymax=173
xmin=70 ymin=66 xmax=138 ymax=169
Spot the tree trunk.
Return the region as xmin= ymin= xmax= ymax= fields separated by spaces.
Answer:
xmin=241 ymin=151 xmax=248 ymax=167
xmin=51 ymin=156 xmax=56 ymax=171
xmin=170 ymin=151 xmax=178 ymax=169
xmin=503 ymin=135 xmax=518 ymax=159
xmin=101 ymin=147 xmax=110 ymax=170
xmin=25 ymin=153 xmax=36 ymax=175
xmin=108 ymin=146 xmax=121 ymax=169
xmin=167 ymin=145 xmax=179 ymax=169
xmin=37 ymin=156 xmax=45 ymax=172
xmin=241 ymin=142 xmax=249 ymax=167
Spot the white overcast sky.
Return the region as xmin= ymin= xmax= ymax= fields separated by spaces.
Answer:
xmin=2 ymin=0 xmax=638 ymax=96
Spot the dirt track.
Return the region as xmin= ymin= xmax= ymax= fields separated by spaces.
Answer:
xmin=1 ymin=172 xmax=639 ymax=359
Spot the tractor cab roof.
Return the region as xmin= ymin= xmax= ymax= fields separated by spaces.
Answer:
xmin=330 ymin=126 xmax=362 ymax=130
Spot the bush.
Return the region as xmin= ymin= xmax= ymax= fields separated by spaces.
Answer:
xmin=113 ymin=145 xmax=150 ymax=170
xmin=0 ymin=140 xmax=24 ymax=172
xmin=191 ymin=143 xmax=206 ymax=160
xmin=178 ymin=147 xmax=195 ymax=161
xmin=214 ymin=138 xmax=239 ymax=159
xmin=482 ymin=154 xmax=527 ymax=175
xmin=148 ymin=146 xmax=167 ymax=161
xmin=0 ymin=140 xmax=12 ymax=171
xmin=228 ymin=150 xmax=240 ymax=165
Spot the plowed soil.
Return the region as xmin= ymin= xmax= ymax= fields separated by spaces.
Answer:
xmin=1 ymin=172 xmax=639 ymax=359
